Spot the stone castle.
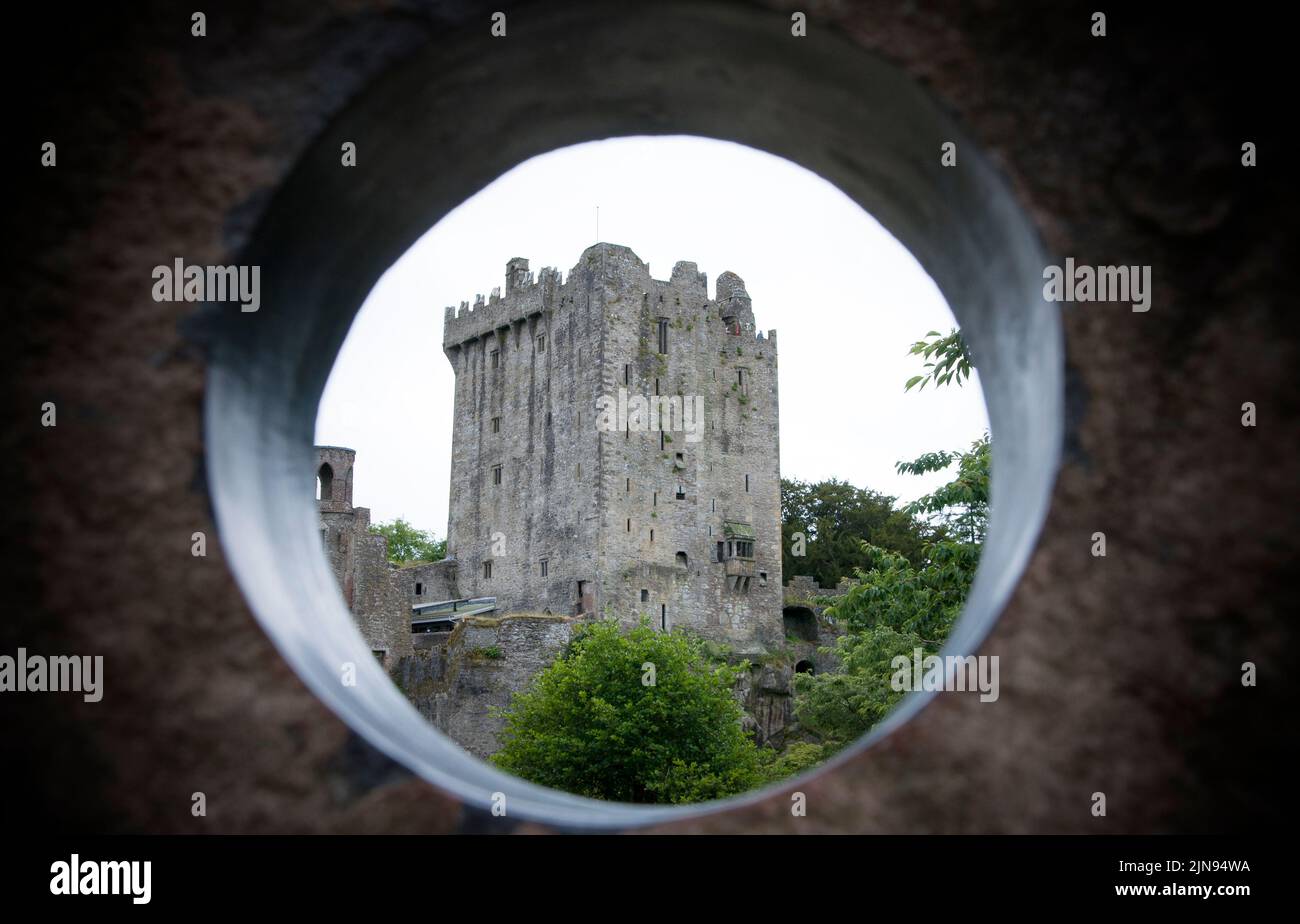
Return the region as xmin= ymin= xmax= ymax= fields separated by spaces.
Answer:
xmin=442 ymin=243 xmax=782 ymax=651
xmin=315 ymin=245 xmax=839 ymax=756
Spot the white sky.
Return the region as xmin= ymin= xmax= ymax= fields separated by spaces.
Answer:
xmin=316 ymin=136 xmax=987 ymax=537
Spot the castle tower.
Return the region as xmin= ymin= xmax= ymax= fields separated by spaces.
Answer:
xmin=441 ymin=244 xmax=782 ymax=652
xmin=316 ymin=445 xmax=355 ymax=514
xmin=313 ymin=445 xmax=414 ymax=665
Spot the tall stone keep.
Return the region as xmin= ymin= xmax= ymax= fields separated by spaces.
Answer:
xmin=442 ymin=244 xmax=782 ymax=652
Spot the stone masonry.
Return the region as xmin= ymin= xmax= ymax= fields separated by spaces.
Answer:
xmin=316 ymin=445 xmax=454 ymax=668
xmin=442 ymin=244 xmax=783 ymax=654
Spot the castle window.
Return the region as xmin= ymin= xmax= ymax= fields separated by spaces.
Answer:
xmin=675 ymin=551 xmax=688 ymax=568
xmin=650 ymin=529 xmax=654 ymax=542
xmin=675 ymin=484 xmax=685 ymax=500
xmin=711 ymin=498 xmax=716 ymax=512
xmin=624 ymin=363 xmax=631 ymax=386
xmin=759 ymin=572 xmax=767 ymax=586
xmin=716 ymin=541 xmax=724 ymax=562
xmin=657 ymin=318 xmax=669 ymax=354
xmin=536 ymin=334 xmax=546 ymax=353
xmin=745 ymin=474 xmax=750 ymax=492
xmin=415 ymin=582 xmax=423 ymax=596
xmin=492 ymin=464 xmax=502 ymax=485
xmin=627 ymin=518 xmax=631 ymax=532
xmin=546 ymin=411 xmax=552 ymax=427
xmin=653 ymin=491 xmax=657 ymax=506
xmin=641 ymin=589 xmax=649 ymax=603
xmin=659 ymin=432 xmax=665 ymax=451
xmin=675 ymin=452 xmax=684 ymax=466
xmin=491 ymin=349 xmax=499 ymax=369
xmin=660 ymin=604 xmax=667 ymax=630
xmin=317 ymin=463 xmax=334 ymax=501
xmin=626 ymin=478 xmax=631 ymax=492
xmin=738 ymin=368 xmax=748 ymax=395
xmin=491 ymin=416 xmax=500 ymax=433
xmin=540 ymin=559 xmax=548 ymax=578
xmin=483 ymin=560 xmax=492 ymax=579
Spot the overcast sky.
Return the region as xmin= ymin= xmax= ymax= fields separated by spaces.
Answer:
xmin=316 ymin=136 xmax=987 ymax=537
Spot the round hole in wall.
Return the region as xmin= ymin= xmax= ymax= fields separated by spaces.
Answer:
xmin=204 ymin=1 xmax=1061 ymax=829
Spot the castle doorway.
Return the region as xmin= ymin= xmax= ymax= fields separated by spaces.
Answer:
xmin=576 ymin=580 xmax=594 ymax=615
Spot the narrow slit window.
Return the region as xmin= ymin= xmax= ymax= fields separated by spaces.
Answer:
xmin=492 ymin=464 xmax=502 ymax=486
xmin=657 ymin=318 xmax=668 ymax=355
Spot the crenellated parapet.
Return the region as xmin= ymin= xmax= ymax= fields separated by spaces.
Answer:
xmin=442 ymin=258 xmax=562 ymax=350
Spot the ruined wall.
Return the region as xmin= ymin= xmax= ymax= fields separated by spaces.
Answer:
xmin=395 ymin=615 xmax=575 ymax=759
xmin=316 ymin=446 xmax=413 ymax=666
xmin=396 ymin=560 xmax=459 ymax=608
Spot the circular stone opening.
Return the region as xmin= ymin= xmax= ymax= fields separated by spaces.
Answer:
xmin=204 ymin=1 xmax=1061 ymax=830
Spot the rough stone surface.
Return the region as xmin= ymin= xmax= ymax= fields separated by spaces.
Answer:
xmin=315 ymin=446 xmax=416 ymax=666
xmin=396 ymin=615 xmax=575 ymax=758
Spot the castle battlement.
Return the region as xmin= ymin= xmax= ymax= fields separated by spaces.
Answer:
xmin=442 ymin=244 xmax=777 ymax=355
xmin=443 ymin=261 xmax=564 ymax=349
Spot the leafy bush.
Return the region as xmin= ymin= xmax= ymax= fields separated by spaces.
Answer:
xmin=491 ymin=618 xmax=763 ymax=803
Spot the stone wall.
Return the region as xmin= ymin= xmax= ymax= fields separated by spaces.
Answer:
xmin=316 ymin=446 xmax=415 ymax=667
xmin=395 ymin=614 xmax=576 ymax=759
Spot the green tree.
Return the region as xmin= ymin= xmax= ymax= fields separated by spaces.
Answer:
xmin=903 ymin=328 xmax=974 ymax=392
xmin=491 ymin=619 xmax=763 ymax=803
xmin=792 ymin=327 xmax=989 ymax=748
xmin=896 ymin=435 xmax=991 ymax=544
xmin=793 ymin=623 xmax=930 ymax=746
xmin=368 ymin=517 xmax=446 ymax=565
xmin=781 ymin=477 xmax=930 ymax=587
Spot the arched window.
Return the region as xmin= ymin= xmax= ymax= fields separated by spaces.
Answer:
xmin=317 ymin=463 xmax=334 ymax=500
xmin=675 ymin=551 xmax=688 ymax=568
